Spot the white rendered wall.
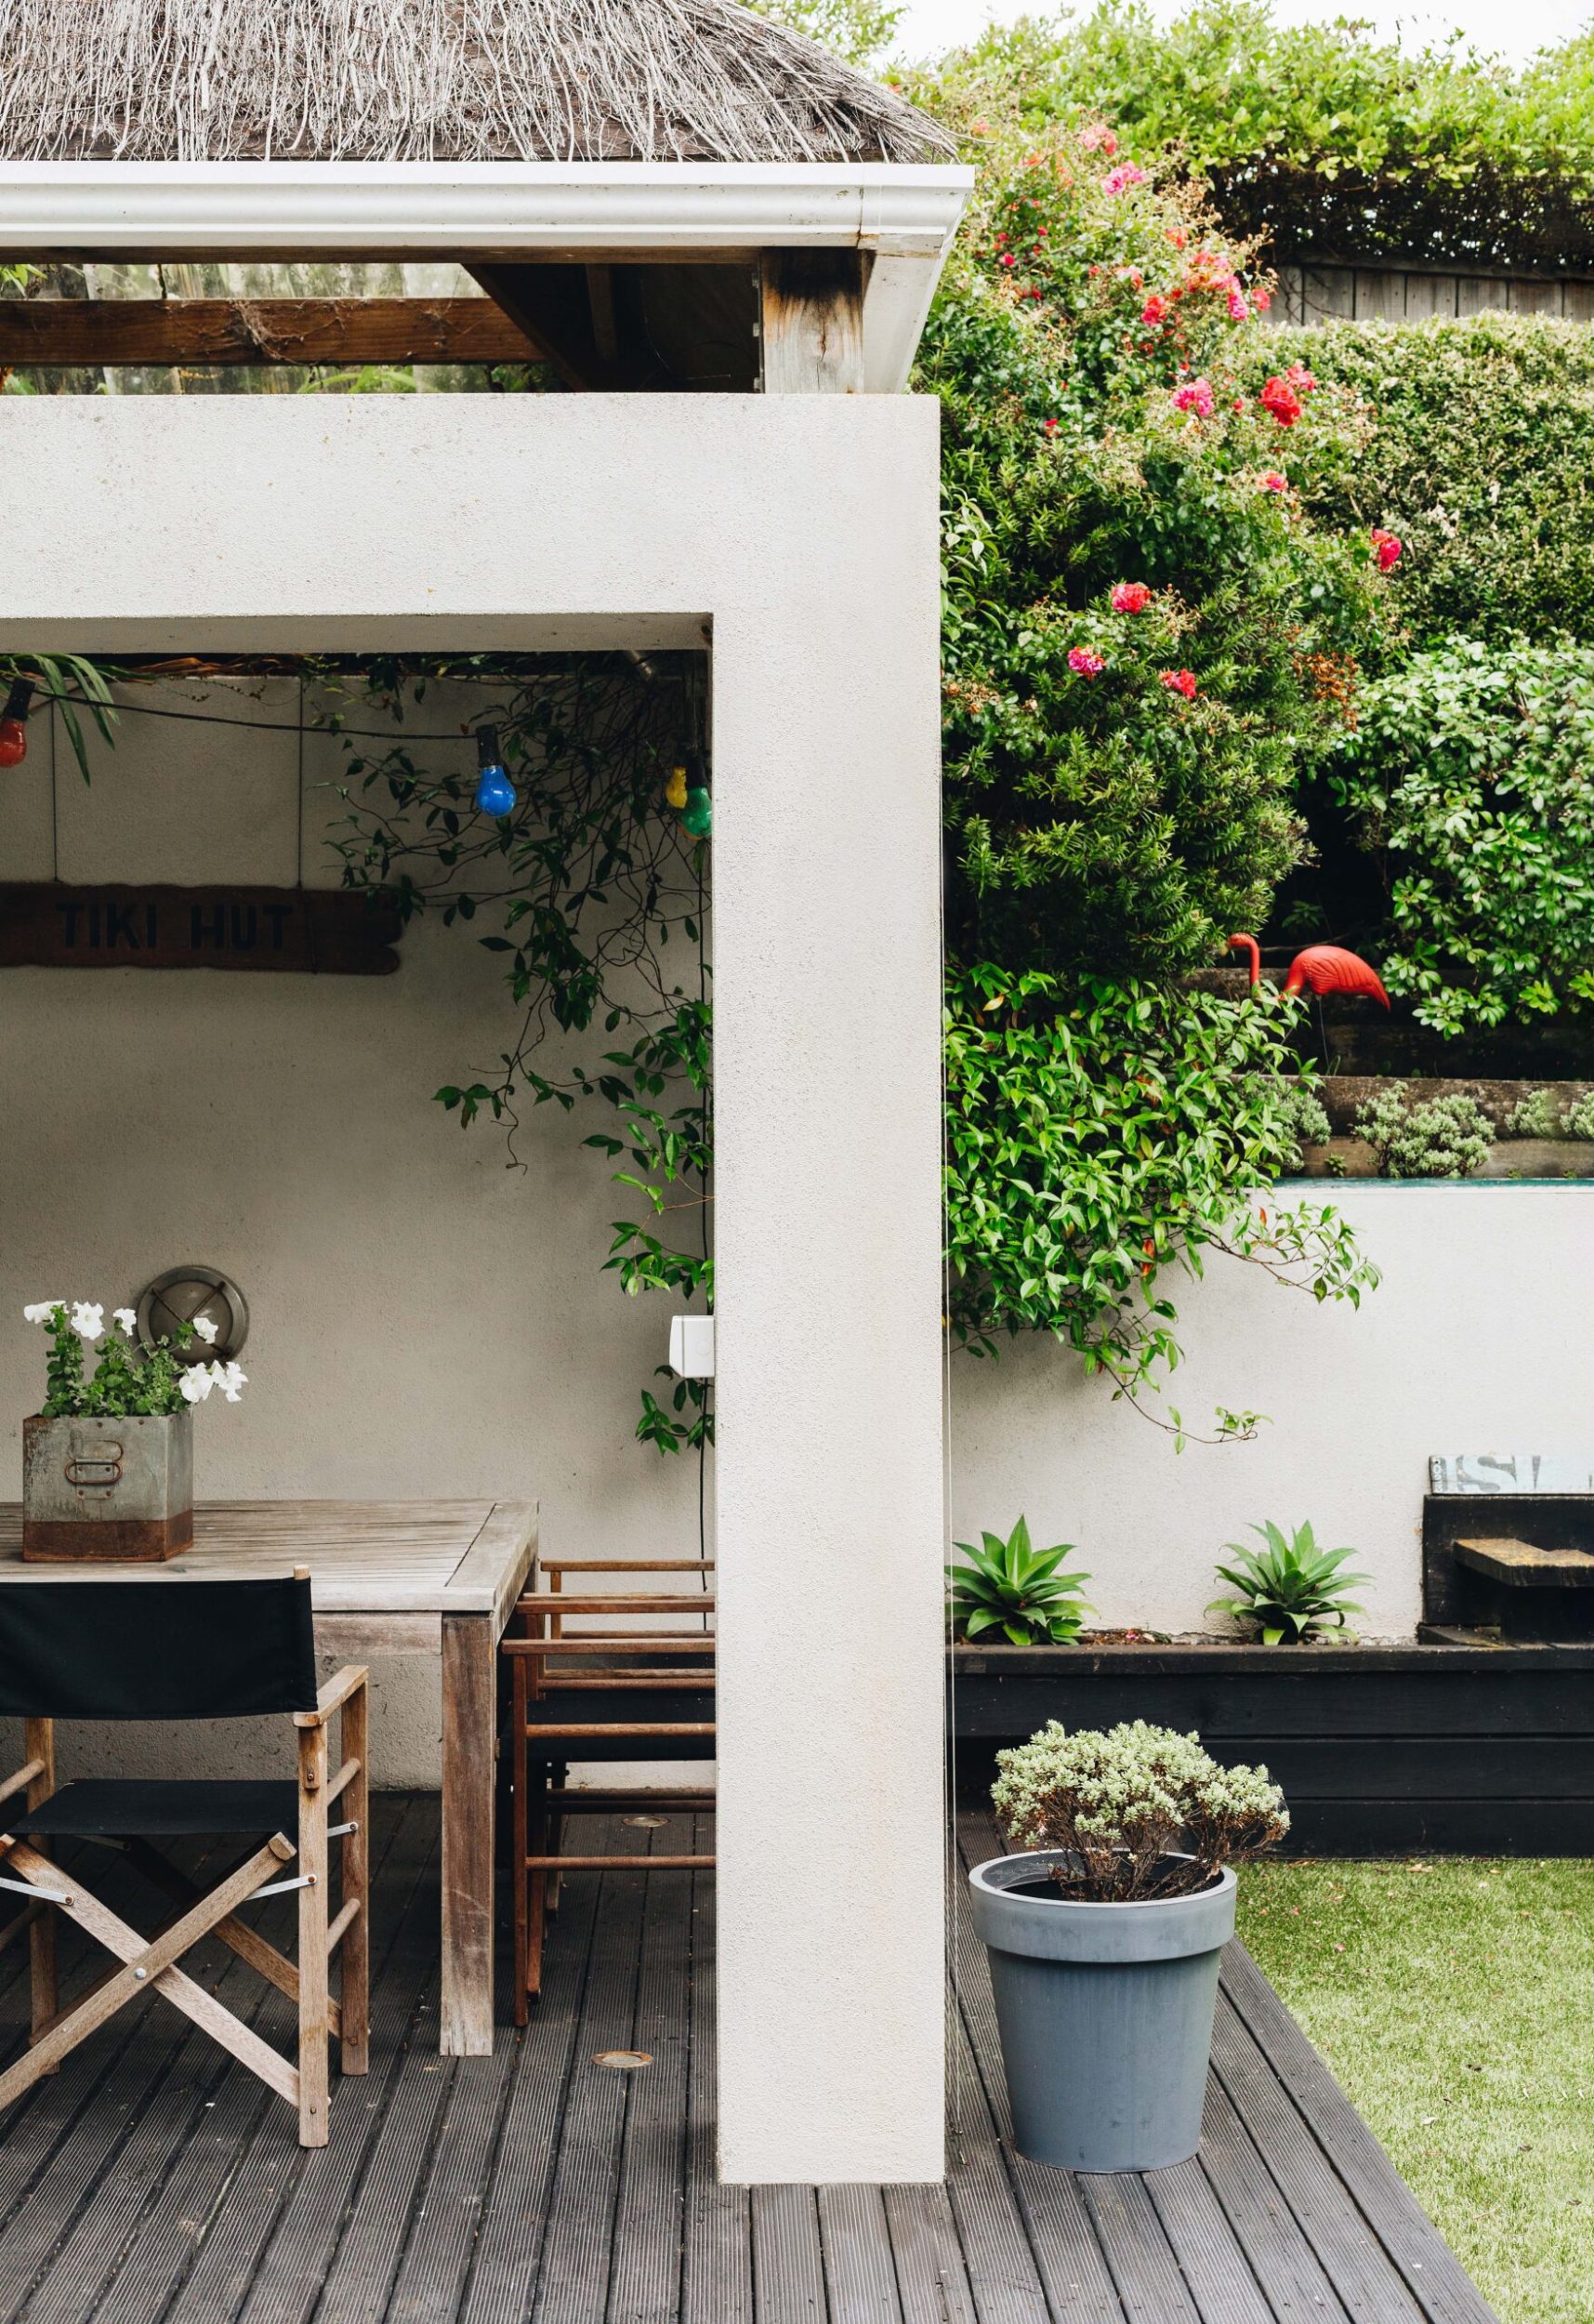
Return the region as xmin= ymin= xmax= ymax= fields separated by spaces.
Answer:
xmin=953 ymin=1181 xmax=1594 ymax=1639
xmin=0 ymin=395 xmax=947 ymax=2185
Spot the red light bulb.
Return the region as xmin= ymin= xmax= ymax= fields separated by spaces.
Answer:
xmin=0 ymin=677 xmax=35 ymax=768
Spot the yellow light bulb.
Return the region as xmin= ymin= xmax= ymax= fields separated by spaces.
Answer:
xmin=665 ymin=765 xmax=689 ymax=810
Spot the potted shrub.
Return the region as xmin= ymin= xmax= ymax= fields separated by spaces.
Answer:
xmin=20 ymin=1299 xmax=246 ymax=1562
xmin=970 ymin=1720 xmax=1287 ymax=2172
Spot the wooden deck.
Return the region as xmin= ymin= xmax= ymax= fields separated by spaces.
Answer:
xmin=0 ymin=1797 xmax=1497 ymax=2324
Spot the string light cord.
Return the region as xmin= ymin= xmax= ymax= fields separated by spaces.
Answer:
xmin=4 ymin=677 xmax=560 ymax=746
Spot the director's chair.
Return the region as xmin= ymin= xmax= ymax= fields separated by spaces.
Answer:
xmin=0 ymin=1574 xmax=369 ymax=2147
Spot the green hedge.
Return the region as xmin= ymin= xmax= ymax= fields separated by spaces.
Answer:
xmin=910 ymin=1 xmax=1594 ymax=271
xmin=1253 ymin=317 xmax=1594 ymax=650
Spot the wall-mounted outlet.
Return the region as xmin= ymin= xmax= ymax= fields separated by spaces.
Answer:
xmin=668 ymin=1313 xmax=716 ymax=1380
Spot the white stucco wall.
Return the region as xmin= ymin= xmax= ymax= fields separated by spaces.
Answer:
xmin=0 ymin=395 xmax=947 ymax=2185
xmin=952 ymin=1181 xmax=1594 ymax=1639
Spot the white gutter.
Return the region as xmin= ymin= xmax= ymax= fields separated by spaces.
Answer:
xmin=0 ymin=159 xmax=973 ymax=391
xmin=0 ymin=160 xmax=971 ymax=257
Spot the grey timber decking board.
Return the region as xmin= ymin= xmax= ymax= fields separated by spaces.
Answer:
xmin=0 ymin=1799 xmax=1497 ymax=2324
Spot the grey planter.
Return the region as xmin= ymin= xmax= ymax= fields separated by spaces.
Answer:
xmin=22 ymin=1409 xmax=194 ymax=1562
xmin=968 ymin=1850 xmax=1236 ymax=2172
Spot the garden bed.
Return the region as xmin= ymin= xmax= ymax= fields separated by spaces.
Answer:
xmin=951 ymin=1637 xmax=1594 ymax=1854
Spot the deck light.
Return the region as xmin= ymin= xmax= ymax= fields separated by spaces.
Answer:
xmin=0 ymin=678 xmax=35 ymax=768
xmin=472 ymin=726 xmax=517 ymax=818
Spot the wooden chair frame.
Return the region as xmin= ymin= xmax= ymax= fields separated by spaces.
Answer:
xmin=0 ymin=1663 xmax=370 ymax=2147
xmin=504 ymin=1558 xmax=716 ymax=2022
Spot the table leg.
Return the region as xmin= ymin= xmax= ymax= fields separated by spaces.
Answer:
xmin=441 ymin=1612 xmax=496 ymax=2055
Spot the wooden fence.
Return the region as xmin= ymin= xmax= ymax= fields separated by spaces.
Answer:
xmin=1260 ymin=262 xmax=1594 ymax=324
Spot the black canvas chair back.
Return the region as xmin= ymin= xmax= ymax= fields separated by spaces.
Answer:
xmin=0 ymin=1577 xmax=317 ymax=1721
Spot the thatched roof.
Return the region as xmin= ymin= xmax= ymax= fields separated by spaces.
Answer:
xmin=0 ymin=0 xmax=954 ymax=165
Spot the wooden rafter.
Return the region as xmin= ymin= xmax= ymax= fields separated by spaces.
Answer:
xmin=0 ymin=297 xmax=543 ymax=368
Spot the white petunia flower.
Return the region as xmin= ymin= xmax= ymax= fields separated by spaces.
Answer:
xmin=22 ymin=1301 xmax=61 ymax=1324
xmin=113 ymin=1308 xmax=138 ymax=1337
xmin=70 ymin=1301 xmax=105 ymax=1341
xmin=191 ymin=1314 xmax=220 ymax=1346
xmin=215 ymin=1360 xmax=247 ymax=1405
xmin=178 ymin=1366 xmax=215 ymax=1404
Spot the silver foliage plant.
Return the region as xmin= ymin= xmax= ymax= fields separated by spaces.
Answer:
xmin=992 ymin=1720 xmax=1289 ymax=1903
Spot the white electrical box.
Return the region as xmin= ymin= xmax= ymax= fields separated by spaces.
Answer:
xmin=668 ymin=1313 xmax=717 ymax=1380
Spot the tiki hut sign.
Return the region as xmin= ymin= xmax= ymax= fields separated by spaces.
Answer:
xmin=0 ymin=885 xmax=402 ymax=975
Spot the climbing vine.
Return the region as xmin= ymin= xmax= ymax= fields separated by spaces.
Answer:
xmin=323 ymin=654 xmax=716 ymax=1453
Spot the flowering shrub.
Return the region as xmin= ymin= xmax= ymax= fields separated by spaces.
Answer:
xmin=992 ymin=1719 xmax=1289 ymax=1902
xmin=24 ymin=1300 xmax=246 ymax=1419
xmin=1332 ymin=638 xmax=1594 ymax=1030
xmin=919 ymin=92 xmax=1380 ymax=982
xmin=1258 ymin=318 xmax=1594 ymax=652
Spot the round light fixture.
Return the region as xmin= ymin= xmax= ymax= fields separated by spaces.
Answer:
xmin=592 ymin=2051 xmax=653 ymax=2070
xmin=136 ymin=1265 xmax=250 ymax=1366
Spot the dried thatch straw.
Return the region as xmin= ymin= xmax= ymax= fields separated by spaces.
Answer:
xmin=0 ymin=0 xmax=954 ymax=165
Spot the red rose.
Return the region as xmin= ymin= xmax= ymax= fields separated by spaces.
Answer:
xmin=1259 ymin=376 xmax=1302 ymax=427
xmin=1111 ymin=582 xmax=1153 ymax=613
xmin=1159 ymin=668 xmax=1198 ymax=700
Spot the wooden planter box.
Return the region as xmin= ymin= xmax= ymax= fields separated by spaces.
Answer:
xmin=951 ymin=1638 xmax=1594 ymax=1855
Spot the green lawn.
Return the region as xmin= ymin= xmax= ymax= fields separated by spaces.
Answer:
xmin=1236 ymin=1857 xmax=1594 ymax=2324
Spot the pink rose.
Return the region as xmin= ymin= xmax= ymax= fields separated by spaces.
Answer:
xmin=1101 ymin=164 xmax=1148 ymax=196
xmin=1068 ymin=647 xmax=1105 ymax=678
xmin=1111 ymin=583 xmax=1153 ymax=614
xmin=1259 ymin=470 xmax=1288 ymax=493
xmin=1226 ymin=288 xmax=1249 ymax=321
xmin=1172 ymin=377 xmax=1216 ymax=419
xmin=1140 ymin=293 xmax=1169 ymax=326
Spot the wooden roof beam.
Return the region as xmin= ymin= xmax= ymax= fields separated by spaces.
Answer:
xmin=0 ymin=297 xmax=542 ymax=368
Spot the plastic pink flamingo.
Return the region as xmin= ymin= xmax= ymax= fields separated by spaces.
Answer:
xmin=1228 ymin=932 xmax=1390 ymax=1007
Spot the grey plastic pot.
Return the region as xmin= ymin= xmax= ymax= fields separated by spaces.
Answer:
xmin=968 ymin=1850 xmax=1236 ymax=2173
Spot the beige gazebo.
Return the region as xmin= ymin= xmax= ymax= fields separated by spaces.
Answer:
xmin=0 ymin=0 xmax=968 ymax=2185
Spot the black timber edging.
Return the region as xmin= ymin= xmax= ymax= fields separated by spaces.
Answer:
xmin=950 ymin=1641 xmax=1594 ymax=1853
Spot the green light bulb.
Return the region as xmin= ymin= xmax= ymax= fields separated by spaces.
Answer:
xmin=682 ymin=786 xmax=713 ymax=838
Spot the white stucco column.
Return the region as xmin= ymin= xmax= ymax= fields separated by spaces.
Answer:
xmin=0 ymin=393 xmax=947 ymax=2182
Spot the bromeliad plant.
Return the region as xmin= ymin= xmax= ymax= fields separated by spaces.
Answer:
xmin=949 ymin=1515 xmax=1093 ymax=1644
xmin=23 ymin=1301 xmax=246 ymax=1418
xmin=992 ymin=1718 xmax=1289 ymax=1901
xmin=1207 ymin=1520 xmax=1368 ymax=1644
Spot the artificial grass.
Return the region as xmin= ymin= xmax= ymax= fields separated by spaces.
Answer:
xmin=1235 ymin=1857 xmax=1594 ymax=2324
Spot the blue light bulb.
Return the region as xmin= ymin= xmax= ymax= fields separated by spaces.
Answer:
xmin=473 ymin=724 xmax=518 ymax=818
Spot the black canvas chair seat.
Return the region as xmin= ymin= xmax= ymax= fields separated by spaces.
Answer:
xmin=10 ymin=1776 xmax=300 ymax=1839
xmin=0 ymin=1575 xmax=371 ymax=2147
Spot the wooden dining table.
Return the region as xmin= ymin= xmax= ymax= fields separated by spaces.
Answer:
xmin=0 ymin=1498 xmax=538 ymax=2055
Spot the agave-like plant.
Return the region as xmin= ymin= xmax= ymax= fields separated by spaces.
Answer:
xmin=948 ymin=1516 xmax=1093 ymax=1645
xmin=1207 ymin=1520 xmax=1369 ymax=1645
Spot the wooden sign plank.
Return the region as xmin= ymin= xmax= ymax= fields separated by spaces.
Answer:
xmin=0 ymin=298 xmax=540 ymax=368
xmin=0 ymin=885 xmax=402 ymax=975
xmin=1429 ymin=1454 xmax=1594 ymax=1495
